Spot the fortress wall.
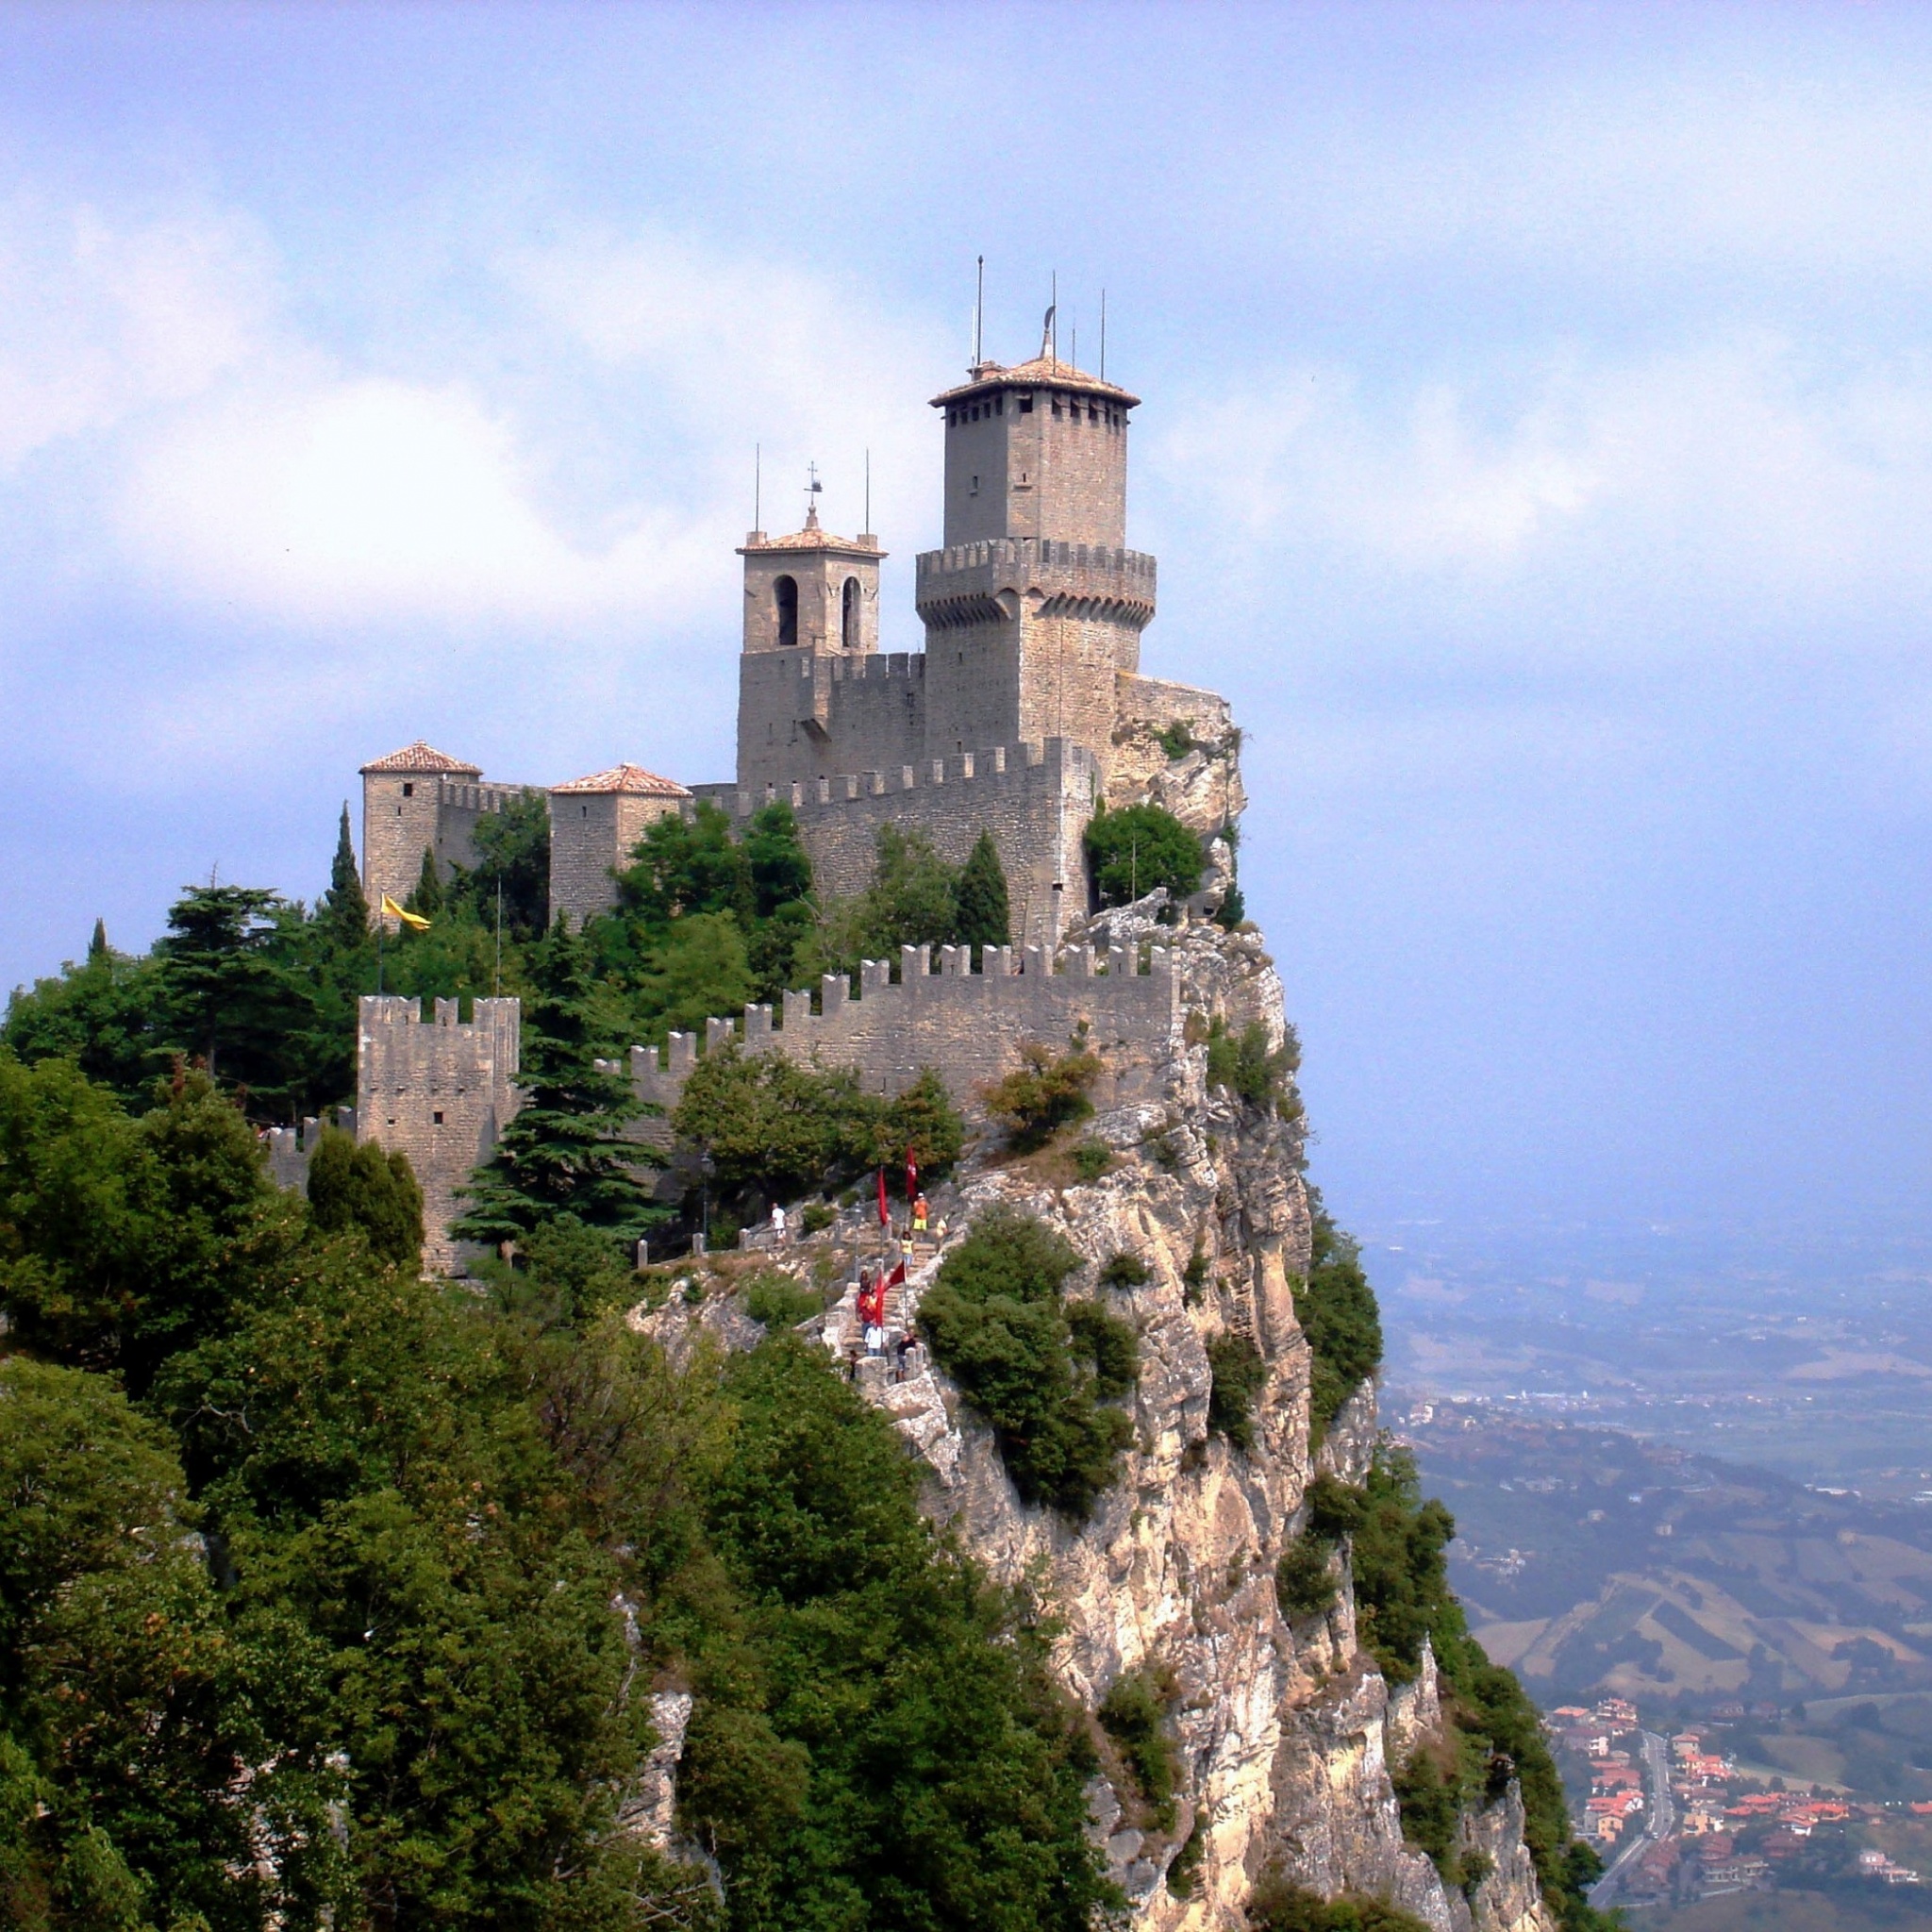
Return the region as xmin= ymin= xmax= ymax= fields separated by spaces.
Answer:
xmin=735 ymin=648 xmax=927 ymax=792
xmin=714 ymin=736 xmax=1097 ymax=949
xmin=436 ymin=782 xmax=540 ymax=879
xmin=358 ymin=995 xmax=521 ymax=1274
xmin=626 ymin=939 xmax=1179 ymax=1118
xmin=1017 ymin=608 xmax=1144 ymax=755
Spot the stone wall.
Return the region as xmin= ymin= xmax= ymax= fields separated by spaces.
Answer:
xmin=262 ymin=1109 xmax=357 ymax=1193
xmin=703 ymin=735 xmax=1098 ymax=949
xmin=734 ymin=647 xmax=927 ymax=792
xmin=357 ymin=995 xmax=521 ymax=1274
xmin=624 ymin=938 xmax=1179 ymax=1116
xmin=359 ymin=774 xmax=537 ymax=920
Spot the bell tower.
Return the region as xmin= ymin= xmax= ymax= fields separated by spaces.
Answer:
xmin=917 ymin=338 xmax=1156 ymax=761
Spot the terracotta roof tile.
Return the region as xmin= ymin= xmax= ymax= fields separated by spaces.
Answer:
xmin=552 ymin=762 xmax=691 ymax=797
xmin=931 ymin=357 xmax=1140 ymax=409
xmin=359 ymin=740 xmax=482 ymax=775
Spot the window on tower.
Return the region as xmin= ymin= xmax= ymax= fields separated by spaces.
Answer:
xmin=841 ymin=575 xmax=860 ymax=648
xmin=774 ymin=575 xmax=798 ymax=649
xmin=1019 ymin=392 xmax=1034 ymax=413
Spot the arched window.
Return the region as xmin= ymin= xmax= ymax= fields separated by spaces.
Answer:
xmin=774 ymin=575 xmax=798 ymax=649
xmin=841 ymin=576 xmax=860 ymax=649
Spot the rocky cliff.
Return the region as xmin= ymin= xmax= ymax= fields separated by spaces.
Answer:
xmin=853 ymin=904 xmax=1566 ymax=1932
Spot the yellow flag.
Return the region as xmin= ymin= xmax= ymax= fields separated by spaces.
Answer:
xmin=380 ymin=894 xmax=431 ymax=932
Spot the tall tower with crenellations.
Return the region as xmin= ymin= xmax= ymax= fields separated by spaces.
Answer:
xmin=918 ymin=336 xmax=1156 ymax=762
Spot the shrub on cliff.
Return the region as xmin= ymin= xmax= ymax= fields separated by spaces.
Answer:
xmin=1248 ymin=1880 xmax=1432 ymax=1932
xmin=980 ymin=1041 xmax=1102 ymax=1150
xmin=918 ymin=1208 xmax=1138 ymax=1518
xmin=1098 ymin=1666 xmax=1177 ymax=1829
xmin=1206 ymin=1330 xmax=1267 ymax=1451
xmin=1204 ymin=1013 xmax=1298 ymax=1114
xmin=1084 ymin=801 xmax=1204 ymax=907
xmin=1294 ymin=1201 xmax=1383 ymax=1444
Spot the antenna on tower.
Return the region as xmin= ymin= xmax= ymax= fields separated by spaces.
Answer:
xmin=1052 ymin=270 xmax=1058 ymax=364
xmin=974 ymin=255 xmax=984 ymax=368
xmin=754 ymin=443 xmax=761 ymax=535
xmin=1100 ymin=289 xmax=1107 ymax=380
xmin=864 ymin=447 xmax=872 ymax=535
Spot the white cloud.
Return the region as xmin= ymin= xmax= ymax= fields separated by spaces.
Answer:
xmin=0 ymin=195 xmax=272 ymax=472
xmin=1158 ymin=334 xmax=1932 ymax=637
xmin=118 ymin=374 xmax=725 ymax=626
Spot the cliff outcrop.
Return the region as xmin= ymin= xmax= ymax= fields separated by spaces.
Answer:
xmin=852 ymin=908 xmax=1565 ymax=1932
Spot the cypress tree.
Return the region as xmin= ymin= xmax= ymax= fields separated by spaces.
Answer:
xmin=952 ymin=828 xmax=1010 ymax=960
xmin=87 ymin=917 xmax=108 ymax=962
xmin=452 ymin=915 xmax=664 ymax=1247
xmin=407 ymin=845 xmax=443 ymax=918
xmin=318 ymin=804 xmax=371 ymax=947
xmin=308 ymin=1126 xmax=424 ymax=1271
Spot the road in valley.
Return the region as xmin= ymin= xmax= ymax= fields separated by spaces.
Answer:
xmin=1589 ymin=1729 xmax=1675 ymax=1908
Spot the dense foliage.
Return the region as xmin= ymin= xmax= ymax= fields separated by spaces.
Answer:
xmin=1292 ymin=1201 xmax=1384 ymax=1444
xmin=916 ymin=1209 xmax=1138 ymax=1518
xmin=1083 ymin=802 xmax=1203 ymax=908
xmin=0 ymin=1052 xmax=1122 ymax=1931
xmin=671 ymin=1052 xmax=961 ymax=1215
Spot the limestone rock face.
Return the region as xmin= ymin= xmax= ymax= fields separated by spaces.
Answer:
xmin=873 ymin=915 xmax=1561 ymax=1932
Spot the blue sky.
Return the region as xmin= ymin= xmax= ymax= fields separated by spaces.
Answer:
xmin=5 ymin=2 xmax=1932 ymax=1240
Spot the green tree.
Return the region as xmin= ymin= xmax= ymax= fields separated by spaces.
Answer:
xmin=0 ymin=1057 xmax=302 ymax=1391
xmin=632 ymin=910 xmax=756 ymax=1042
xmin=316 ymin=803 xmax=370 ymax=954
xmin=917 ymin=1208 xmax=1138 ymax=1518
xmin=616 ymin=802 xmax=752 ymax=926
xmin=453 ymin=917 xmax=663 ymax=1246
xmin=306 ymin=1125 xmax=424 ymax=1271
xmin=1084 ymin=802 xmax=1204 ymax=908
xmin=820 ymin=824 xmax=961 ymax=970
xmin=672 ymin=1047 xmax=856 ymax=1203
xmin=453 ymin=788 xmax=552 ymax=941
xmin=406 ymin=844 xmax=444 ymax=918
xmin=1206 ymin=1331 xmax=1267 ymax=1451
xmin=741 ymin=800 xmax=813 ymax=917
xmin=686 ymin=1338 xmax=1120 ymax=1930
xmin=156 ymin=884 xmax=318 ymax=1108
xmin=953 ymin=829 xmax=1011 ymax=959
xmin=3 ymin=934 xmax=164 ymax=1102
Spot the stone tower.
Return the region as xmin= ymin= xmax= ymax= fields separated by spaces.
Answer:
xmin=918 ymin=347 xmax=1156 ymax=761
xmin=359 ymin=740 xmax=482 ymax=919
xmin=735 ymin=507 xmax=915 ymax=793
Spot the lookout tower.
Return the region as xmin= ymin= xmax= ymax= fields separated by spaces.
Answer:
xmin=918 ymin=347 xmax=1156 ymax=760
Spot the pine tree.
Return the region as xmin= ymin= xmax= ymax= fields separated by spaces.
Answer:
xmin=952 ymin=829 xmax=1010 ymax=960
xmin=157 ymin=884 xmax=313 ymax=1094
xmin=318 ymin=804 xmax=371 ymax=948
xmin=451 ymin=916 xmax=664 ymax=1247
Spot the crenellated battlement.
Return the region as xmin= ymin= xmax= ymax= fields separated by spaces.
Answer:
xmin=262 ymin=1108 xmax=357 ymax=1193
xmin=615 ymin=939 xmax=1178 ymax=1119
xmin=357 ymin=995 xmax=521 ymax=1274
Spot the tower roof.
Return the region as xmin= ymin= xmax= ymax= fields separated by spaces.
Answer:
xmin=359 ymin=740 xmax=482 ymax=776
xmin=931 ymin=356 xmax=1140 ymax=410
xmin=552 ymin=762 xmax=691 ymax=798
xmin=738 ymin=505 xmax=884 ymax=559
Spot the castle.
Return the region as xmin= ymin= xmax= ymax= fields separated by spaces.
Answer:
xmin=342 ymin=333 xmax=1244 ymax=1267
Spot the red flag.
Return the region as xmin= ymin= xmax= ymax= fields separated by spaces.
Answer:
xmin=885 ymin=1260 xmax=906 ymax=1291
xmin=876 ymin=1166 xmax=890 ymax=1226
xmin=906 ymin=1144 xmax=918 ymax=1199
